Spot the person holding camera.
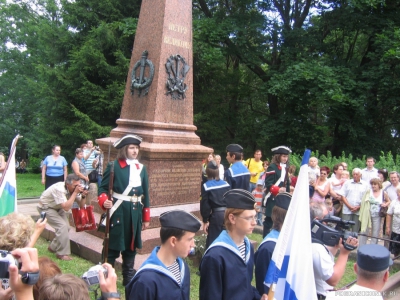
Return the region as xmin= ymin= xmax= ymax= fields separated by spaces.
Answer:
xmin=83 ymin=140 xmax=99 ymax=174
xmin=126 ymin=210 xmax=201 ymax=300
xmin=1 ymin=248 xmax=40 ymax=300
xmin=310 ymin=203 xmax=359 ymax=300
xmin=37 ymin=173 xmax=87 ymax=261
xmin=98 ymin=134 xmax=150 ymax=286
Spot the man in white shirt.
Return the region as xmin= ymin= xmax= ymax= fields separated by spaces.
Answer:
xmin=385 ymin=171 xmax=399 ymax=202
xmin=361 ymin=157 xmax=379 ymax=187
xmin=337 ymin=168 xmax=369 ymax=233
xmin=326 ymin=244 xmax=392 ymax=300
xmin=310 ymin=203 xmax=358 ymax=299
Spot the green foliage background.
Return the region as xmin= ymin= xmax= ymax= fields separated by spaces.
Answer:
xmin=1 ymin=0 xmax=400 ymax=164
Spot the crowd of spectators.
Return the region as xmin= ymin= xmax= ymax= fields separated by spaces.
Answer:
xmin=0 ymin=211 xmax=119 ymax=300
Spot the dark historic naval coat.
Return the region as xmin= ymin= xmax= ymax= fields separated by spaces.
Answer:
xmin=224 ymin=161 xmax=251 ymax=190
xmin=200 ymin=179 xmax=231 ymax=248
xmin=199 ymin=230 xmax=261 ymax=300
xmin=263 ymin=163 xmax=290 ymax=218
xmin=98 ymin=159 xmax=150 ymax=251
xmin=125 ymin=247 xmax=190 ymax=300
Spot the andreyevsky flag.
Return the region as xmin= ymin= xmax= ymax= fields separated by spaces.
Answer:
xmin=0 ymin=135 xmax=21 ymax=217
xmin=264 ymin=149 xmax=317 ymax=300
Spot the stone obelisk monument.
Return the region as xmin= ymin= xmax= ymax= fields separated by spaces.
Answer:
xmin=97 ymin=0 xmax=212 ymax=207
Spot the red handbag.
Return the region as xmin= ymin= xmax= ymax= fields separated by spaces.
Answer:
xmin=71 ymin=205 xmax=97 ymax=232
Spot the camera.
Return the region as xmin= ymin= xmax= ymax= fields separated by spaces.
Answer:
xmin=82 ymin=264 xmax=107 ymax=286
xmin=80 ymin=184 xmax=90 ymax=191
xmin=311 ymin=216 xmax=358 ymax=251
xmin=0 ymin=250 xmax=19 ymax=289
xmin=40 ymin=211 xmax=46 ymax=222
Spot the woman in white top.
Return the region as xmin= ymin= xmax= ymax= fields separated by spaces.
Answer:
xmin=329 ymin=163 xmax=346 ymax=203
xmin=215 ymin=155 xmax=224 ymax=180
xmin=311 ymin=166 xmax=331 ymax=203
xmin=359 ymin=178 xmax=390 ymax=246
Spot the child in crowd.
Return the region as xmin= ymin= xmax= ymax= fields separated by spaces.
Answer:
xmin=252 ymin=179 xmax=265 ymax=225
xmin=341 ymin=170 xmax=350 ymax=180
xmin=288 ymin=165 xmax=297 ymax=189
xmin=258 ymin=160 xmax=270 ymax=182
xmin=325 ymin=197 xmax=335 ymax=217
xmin=308 ymin=157 xmax=320 ymax=183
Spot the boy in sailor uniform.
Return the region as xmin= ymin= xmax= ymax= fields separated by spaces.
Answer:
xmin=200 ymin=160 xmax=231 ymax=249
xmin=199 ymin=189 xmax=268 ymax=300
xmin=125 ymin=210 xmax=201 ymax=300
xmin=98 ymin=134 xmax=150 ymax=286
xmin=254 ymin=192 xmax=291 ymax=295
xmin=224 ymin=144 xmax=251 ymax=190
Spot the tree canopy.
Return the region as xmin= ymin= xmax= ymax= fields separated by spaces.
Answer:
xmin=1 ymin=0 xmax=399 ymax=161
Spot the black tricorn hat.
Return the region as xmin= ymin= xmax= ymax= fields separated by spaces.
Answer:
xmin=159 ymin=210 xmax=202 ymax=232
xmin=271 ymin=146 xmax=292 ymax=155
xmin=224 ymin=189 xmax=256 ymax=210
xmin=113 ymin=134 xmax=143 ymax=149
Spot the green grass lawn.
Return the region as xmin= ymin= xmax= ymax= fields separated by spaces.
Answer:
xmin=16 ymin=173 xmax=43 ymax=198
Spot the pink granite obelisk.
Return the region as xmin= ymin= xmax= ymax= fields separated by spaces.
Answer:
xmin=97 ymin=0 xmax=212 ymax=207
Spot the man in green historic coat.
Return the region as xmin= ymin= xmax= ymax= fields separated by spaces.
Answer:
xmin=98 ymin=134 xmax=150 ymax=286
xmin=262 ymin=145 xmax=291 ymax=237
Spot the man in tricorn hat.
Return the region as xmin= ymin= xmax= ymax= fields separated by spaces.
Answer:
xmin=199 ymin=189 xmax=267 ymax=300
xmin=98 ymin=134 xmax=150 ymax=286
xmin=126 ymin=210 xmax=201 ymax=299
xmin=325 ymin=244 xmax=392 ymax=300
xmin=224 ymin=144 xmax=251 ymax=190
xmin=254 ymin=192 xmax=291 ymax=295
xmin=263 ymin=145 xmax=292 ymax=237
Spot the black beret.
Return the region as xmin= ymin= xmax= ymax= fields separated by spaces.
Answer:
xmin=226 ymin=144 xmax=243 ymax=153
xmin=224 ymin=189 xmax=256 ymax=210
xmin=207 ymin=160 xmax=218 ymax=170
xmin=357 ymin=244 xmax=393 ymax=272
xmin=275 ymin=192 xmax=291 ymax=210
xmin=113 ymin=134 xmax=142 ymax=149
xmin=159 ymin=210 xmax=201 ymax=232
xmin=271 ymin=146 xmax=292 ymax=155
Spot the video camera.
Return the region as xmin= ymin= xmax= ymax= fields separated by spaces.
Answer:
xmin=0 ymin=250 xmax=19 ymax=290
xmin=82 ymin=264 xmax=108 ymax=286
xmin=311 ymin=216 xmax=358 ymax=251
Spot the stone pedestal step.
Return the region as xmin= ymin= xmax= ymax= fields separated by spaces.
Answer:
xmin=66 ymin=210 xmax=162 ymax=255
xmin=90 ymin=200 xmax=201 ymax=229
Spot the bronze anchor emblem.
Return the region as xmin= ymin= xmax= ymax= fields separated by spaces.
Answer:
xmin=165 ymin=54 xmax=190 ymax=100
xmin=131 ymin=50 xmax=155 ymax=97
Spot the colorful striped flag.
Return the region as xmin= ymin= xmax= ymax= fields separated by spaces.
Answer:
xmin=264 ymin=149 xmax=317 ymax=300
xmin=0 ymin=135 xmax=21 ymax=217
